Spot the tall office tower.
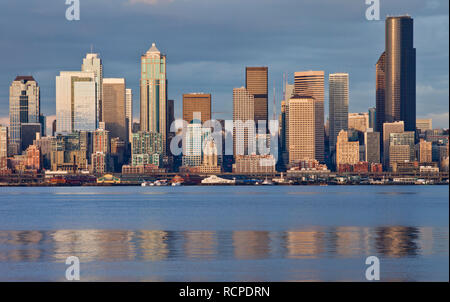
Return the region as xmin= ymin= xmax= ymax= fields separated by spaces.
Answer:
xmin=418 ymin=138 xmax=432 ymax=163
xmin=336 ymin=130 xmax=359 ymax=168
xmin=329 ymin=73 xmax=349 ymax=153
xmin=140 ymin=43 xmax=167 ymax=154
xmin=368 ymin=107 xmax=376 ymax=130
xmin=383 ymin=121 xmax=404 ymax=166
xmin=375 ymin=52 xmax=386 ymax=133
xmin=9 ymin=76 xmax=40 ymax=154
xmin=182 ymin=123 xmax=211 ymax=167
xmin=385 ymin=16 xmax=416 ymax=131
xmin=348 ymin=113 xmax=369 ymax=133
xmin=364 ymin=129 xmax=380 ymax=163
xmin=245 ymin=67 xmax=268 ymax=130
xmin=182 ymin=93 xmax=211 ymax=124
xmin=0 ymin=126 xmax=8 ymax=158
xmin=56 ymin=71 xmax=96 ymax=133
xmin=233 ymin=87 xmax=255 ymax=156
xmin=416 ymin=119 xmax=432 ymax=133
xmin=102 ymin=78 xmax=127 ymax=142
xmin=81 ymin=53 xmax=103 ymax=127
xmin=294 ymin=71 xmax=324 ymax=161
xmin=125 ymin=88 xmax=133 ymax=143
xmin=287 ymin=95 xmax=316 ymax=164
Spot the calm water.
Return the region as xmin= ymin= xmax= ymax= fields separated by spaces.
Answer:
xmin=0 ymin=185 xmax=448 ymax=281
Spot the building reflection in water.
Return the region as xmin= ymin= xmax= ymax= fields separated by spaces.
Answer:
xmin=331 ymin=227 xmax=372 ymax=257
xmin=285 ymin=229 xmax=325 ymax=259
xmin=0 ymin=230 xmax=44 ymax=262
xmin=374 ymin=226 xmax=420 ymax=257
xmin=0 ymin=226 xmax=447 ymax=263
xmin=51 ymin=230 xmax=136 ymax=262
xmin=138 ymin=230 xmax=169 ymax=261
xmin=183 ymin=231 xmax=217 ymax=260
xmin=232 ymin=231 xmax=271 ymax=260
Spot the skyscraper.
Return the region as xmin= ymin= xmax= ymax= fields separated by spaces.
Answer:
xmin=102 ymin=78 xmax=127 ymax=142
xmin=82 ymin=53 xmax=103 ymax=127
xmin=375 ymin=52 xmax=386 ymax=134
xmin=287 ymin=95 xmax=316 ymax=164
xmin=385 ymin=16 xmax=416 ymax=132
xmin=125 ymin=88 xmax=133 ymax=143
xmin=233 ymin=87 xmax=255 ymax=156
xmin=294 ymin=71 xmax=324 ymax=161
xmin=56 ymin=71 xmax=96 ymax=133
xmin=182 ymin=93 xmax=211 ymax=124
xmin=182 ymin=123 xmax=211 ymax=167
xmin=140 ymin=43 xmax=167 ymax=154
xmin=329 ymin=73 xmax=349 ymax=153
xmin=245 ymin=67 xmax=268 ymax=130
xmin=9 ymin=76 xmax=40 ymax=154
xmin=364 ymin=129 xmax=380 ymax=164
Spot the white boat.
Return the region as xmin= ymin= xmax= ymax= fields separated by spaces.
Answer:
xmin=262 ymin=178 xmax=274 ymax=185
xmin=141 ymin=181 xmax=152 ymax=187
xmin=171 ymin=182 xmax=181 ymax=186
xmin=201 ymin=175 xmax=235 ymax=185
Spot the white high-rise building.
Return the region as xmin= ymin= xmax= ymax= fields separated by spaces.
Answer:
xmin=233 ymin=87 xmax=255 ymax=156
xmin=329 ymin=73 xmax=349 ymax=153
xmin=182 ymin=123 xmax=211 ymax=167
xmin=82 ymin=53 xmax=103 ymax=127
xmin=287 ymin=95 xmax=316 ymax=164
xmin=126 ymin=88 xmax=133 ymax=143
xmin=56 ymin=71 xmax=96 ymax=133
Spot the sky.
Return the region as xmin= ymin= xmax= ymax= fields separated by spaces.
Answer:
xmin=0 ymin=0 xmax=448 ymax=131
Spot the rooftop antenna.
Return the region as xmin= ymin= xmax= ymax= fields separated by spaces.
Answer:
xmin=90 ymin=44 xmax=93 ymax=53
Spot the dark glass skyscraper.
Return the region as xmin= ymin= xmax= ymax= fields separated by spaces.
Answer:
xmin=385 ymin=16 xmax=416 ymax=132
xmin=375 ymin=52 xmax=386 ymax=134
xmin=245 ymin=67 xmax=268 ymax=131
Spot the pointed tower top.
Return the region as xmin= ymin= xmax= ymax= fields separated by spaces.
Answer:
xmin=147 ymin=42 xmax=160 ymax=53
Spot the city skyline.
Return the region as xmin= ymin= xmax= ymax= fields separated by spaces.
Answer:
xmin=0 ymin=0 xmax=448 ymax=129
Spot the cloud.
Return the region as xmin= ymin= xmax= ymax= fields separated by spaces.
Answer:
xmin=420 ymin=112 xmax=449 ymax=129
